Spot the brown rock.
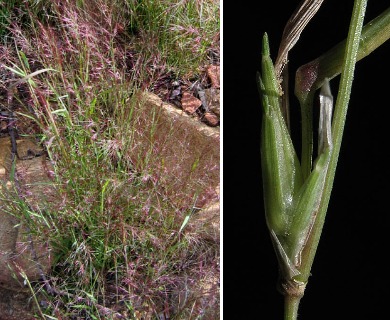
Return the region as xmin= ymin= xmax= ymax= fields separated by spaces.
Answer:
xmin=202 ymin=112 xmax=220 ymax=127
xmin=206 ymin=65 xmax=220 ymax=88
xmin=0 ymin=137 xmax=54 ymax=290
xmin=141 ymin=92 xmax=219 ymax=209
xmin=204 ymin=88 xmax=220 ymax=117
xmin=181 ymin=92 xmax=202 ymax=114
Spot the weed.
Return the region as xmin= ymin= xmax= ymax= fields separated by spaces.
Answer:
xmin=0 ymin=0 xmax=219 ymax=318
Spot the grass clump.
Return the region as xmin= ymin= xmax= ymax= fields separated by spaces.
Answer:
xmin=125 ymin=0 xmax=220 ymax=80
xmin=0 ymin=0 xmax=220 ymax=319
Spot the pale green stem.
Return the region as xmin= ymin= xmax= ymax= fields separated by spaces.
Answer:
xmin=284 ymin=295 xmax=301 ymax=320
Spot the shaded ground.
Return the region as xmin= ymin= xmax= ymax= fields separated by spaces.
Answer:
xmin=0 ymin=287 xmax=36 ymax=320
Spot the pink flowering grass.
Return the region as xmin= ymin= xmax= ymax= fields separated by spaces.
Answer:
xmin=0 ymin=0 xmax=220 ymax=318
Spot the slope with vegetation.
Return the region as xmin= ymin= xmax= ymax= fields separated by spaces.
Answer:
xmin=0 ymin=0 xmax=220 ymax=319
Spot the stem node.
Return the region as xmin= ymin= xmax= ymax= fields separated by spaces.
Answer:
xmin=279 ymin=279 xmax=307 ymax=298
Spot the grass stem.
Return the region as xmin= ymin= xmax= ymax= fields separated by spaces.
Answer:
xmin=298 ymin=0 xmax=368 ymax=283
xmin=284 ymin=295 xmax=301 ymax=320
xmin=282 ymin=0 xmax=368 ymax=318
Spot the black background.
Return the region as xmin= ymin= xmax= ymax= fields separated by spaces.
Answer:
xmin=223 ymin=1 xmax=390 ymax=319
